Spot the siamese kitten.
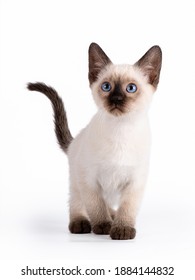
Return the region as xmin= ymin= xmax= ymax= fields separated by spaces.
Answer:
xmin=27 ymin=43 xmax=162 ymax=240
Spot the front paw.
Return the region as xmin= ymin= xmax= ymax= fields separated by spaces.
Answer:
xmin=92 ymin=221 xmax=112 ymax=235
xmin=110 ymin=226 xmax=136 ymax=240
xmin=69 ymin=218 xmax=91 ymax=234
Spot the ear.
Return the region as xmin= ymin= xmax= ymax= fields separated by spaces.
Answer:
xmin=88 ymin=43 xmax=112 ymax=85
xmin=135 ymin=46 xmax=162 ymax=88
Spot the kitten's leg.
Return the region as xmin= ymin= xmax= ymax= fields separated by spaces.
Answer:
xmin=110 ymin=186 xmax=144 ymax=240
xmin=69 ymin=186 xmax=91 ymax=234
xmin=109 ymin=207 xmax=116 ymax=220
xmin=82 ymin=185 xmax=113 ymax=234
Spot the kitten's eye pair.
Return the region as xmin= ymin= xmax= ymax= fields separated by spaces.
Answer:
xmin=101 ymin=82 xmax=137 ymax=93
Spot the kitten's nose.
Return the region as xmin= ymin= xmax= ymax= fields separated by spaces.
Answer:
xmin=110 ymin=94 xmax=124 ymax=103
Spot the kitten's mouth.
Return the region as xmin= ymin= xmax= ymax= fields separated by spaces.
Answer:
xmin=109 ymin=105 xmax=124 ymax=115
xmin=110 ymin=105 xmax=122 ymax=111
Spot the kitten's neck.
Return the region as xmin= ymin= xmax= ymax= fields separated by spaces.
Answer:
xmin=96 ymin=109 xmax=148 ymax=127
xmin=90 ymin=109 xmax=149 ymax=141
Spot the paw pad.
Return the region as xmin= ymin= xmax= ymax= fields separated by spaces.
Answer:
xmin=69 ymin=219 xmax=91 ymax=234
xmin=93 ymin=221 xmax=112 ymax=235
xmin=110 ymin=226 xmax=136 ymax=240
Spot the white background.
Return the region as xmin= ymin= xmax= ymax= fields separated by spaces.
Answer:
xmin=0 ymin=0 xmax=195 ymax=276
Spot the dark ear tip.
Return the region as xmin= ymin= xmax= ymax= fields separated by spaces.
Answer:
xmin=89 ymin=42 xmax=100 ymax=51
xmin=89 ymin=42 xmax=97 ymax=47
xmin=151 ymin=45 xmax=162 ymax=56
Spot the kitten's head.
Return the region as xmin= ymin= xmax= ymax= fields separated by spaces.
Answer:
xmin=88 ymin=43 xmax=162 ymax=117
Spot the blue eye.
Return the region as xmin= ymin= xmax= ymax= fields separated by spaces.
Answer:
xmin=101 ymin=82 xmax=112 ymax=92
xmin=126 ymin=83 xmax=137 ymax=93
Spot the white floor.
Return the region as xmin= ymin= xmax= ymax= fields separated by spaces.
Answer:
xmin=1 ymin=176 xmax=194 ymax=262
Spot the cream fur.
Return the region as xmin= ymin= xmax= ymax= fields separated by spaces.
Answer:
xmin=67 ymin=64 xmax=155 ymax=235
xmin=28 ymin=43 xmax=161 ymax=239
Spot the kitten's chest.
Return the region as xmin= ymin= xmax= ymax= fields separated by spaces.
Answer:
xmin=96 ymin=136 xmax=146 ymax=184
xmin=90 ymin=117 xmax=150 ymax=166
xmin=95 ymin=128 xmax=150 ymax=206
xmin=88 ymin=118 xmax=150 ymax=184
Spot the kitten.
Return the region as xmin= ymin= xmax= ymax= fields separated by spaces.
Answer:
xmin=27 ymin=43 xmax=162 ymax=240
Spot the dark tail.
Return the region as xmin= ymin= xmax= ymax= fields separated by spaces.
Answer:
xmin=27 ymin=82 xmax=73 ymax=153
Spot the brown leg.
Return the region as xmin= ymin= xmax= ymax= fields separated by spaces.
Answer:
xmin=110 ymin=186 xmax=144 ymax=240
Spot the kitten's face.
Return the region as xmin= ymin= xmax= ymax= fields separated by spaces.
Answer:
xmin=88 ymin=43 xmax=162 ymax=116
xmin=91 ymin=64 xmax=155 ymax=116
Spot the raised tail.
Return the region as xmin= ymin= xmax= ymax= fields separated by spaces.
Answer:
xmin=27 ymin=82 xmax=73 ymax=153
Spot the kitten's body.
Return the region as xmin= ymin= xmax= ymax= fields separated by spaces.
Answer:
xmin=69 ymin=110 xmax=150 ymax=207
xmin=28 ymin=43 xmax=162 ymax=239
